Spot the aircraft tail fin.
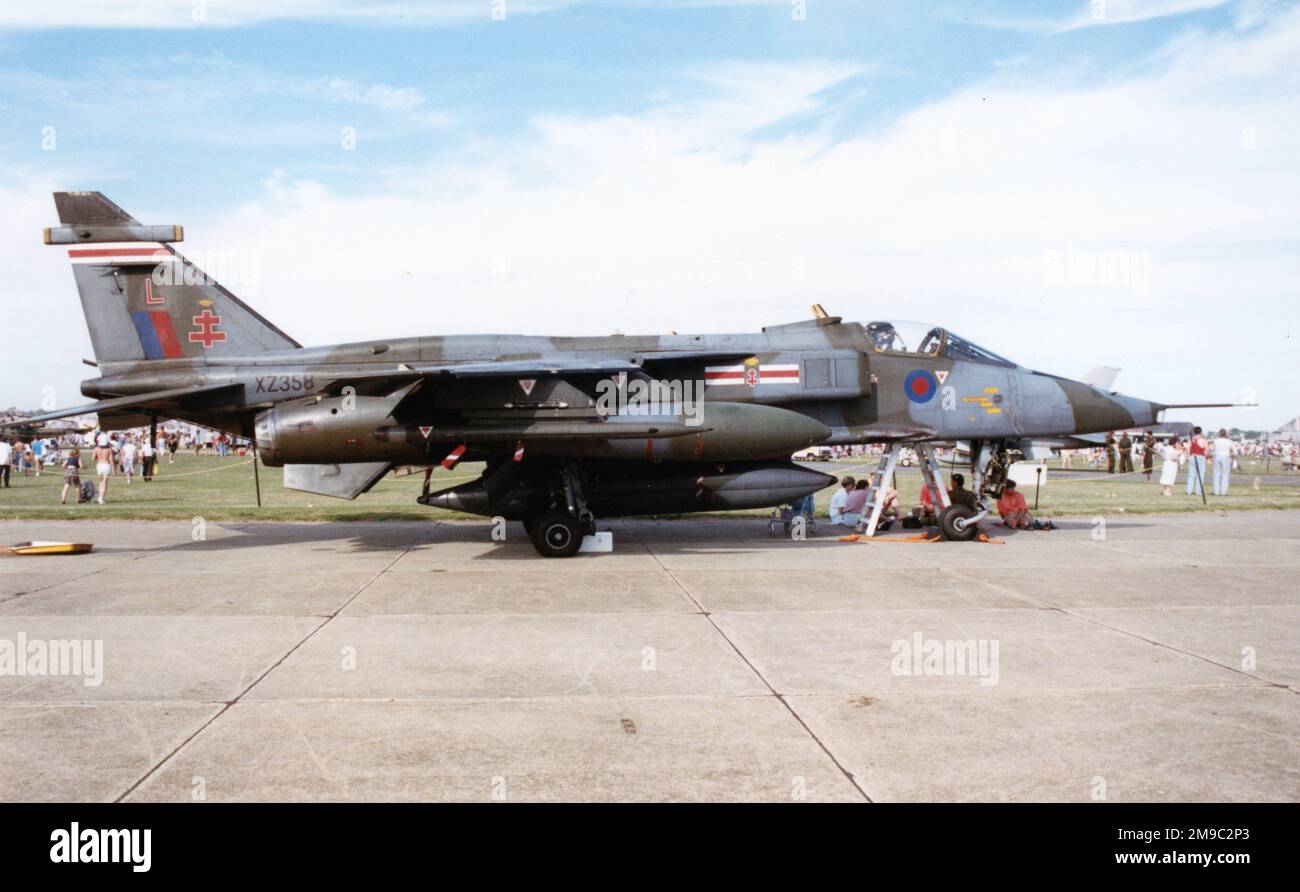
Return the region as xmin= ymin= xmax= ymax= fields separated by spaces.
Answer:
xmin=1081 ymin=366 xmax=1121 ymax=391
xmin=48 ymin=191 xmax=298 ymax=365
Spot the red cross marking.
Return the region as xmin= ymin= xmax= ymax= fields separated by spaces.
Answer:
xmin=189 ymin=309 xmax=226 ymax=348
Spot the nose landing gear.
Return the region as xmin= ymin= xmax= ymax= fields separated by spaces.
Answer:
xmin=938 ymin=503 xmax=981 ymax=542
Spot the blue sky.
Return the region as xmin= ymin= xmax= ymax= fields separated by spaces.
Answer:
xmin=0 ymin=1 xmax=1253 ymax=208
xmin=1 ymin=0 xmax=1296 ymax=430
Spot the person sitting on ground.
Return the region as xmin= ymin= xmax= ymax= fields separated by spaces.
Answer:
xmin=996 ymin=479 xmax=1033 ymax=529
xmin=918 ymin=483 xmax=937 ymax=508
xmin=914 ymin=482 xmax=944 ymax=525
xmin=948 ymin=473 xmax=978 ymax=509
xmin=993 ymin=479 xmax=1055 ymax=530
xmin=879 ymin=484 xmax=899 ymax=520
xmin=862 ymin=483 xmax=902 ymax=531
xmin=828 ymin=476 xmax=856 ymax=524
xmin=841 ymin=479 xmax=869 ymax=527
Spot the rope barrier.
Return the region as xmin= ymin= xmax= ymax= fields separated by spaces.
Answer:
xmin=0 ymin=458 xmax=254 ymax=488
xmin=1 ymin=459 xmax=480 ymax=491
xmin=1038 ymin=466 xmax=1163 ymax=485
xmin=144 ymin=458 xmax=255 ymax=480
xmin=819 ymin=456 xmax=1246 ymax=486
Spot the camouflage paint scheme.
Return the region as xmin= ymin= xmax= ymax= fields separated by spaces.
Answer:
xmin=83 ymin=323 xmax=1158 ymax=447
xmin=11 ymin=192 xmax=1189 ymax=544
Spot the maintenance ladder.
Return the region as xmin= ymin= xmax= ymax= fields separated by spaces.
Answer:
xmin=855 ymin=443 xmax=952 ymax=537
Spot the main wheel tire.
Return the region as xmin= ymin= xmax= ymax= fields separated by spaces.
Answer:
xmin=938 ymin=504 xmax=980 ymax=542
xmin=530 ymin=510 xmax=583 ymax=558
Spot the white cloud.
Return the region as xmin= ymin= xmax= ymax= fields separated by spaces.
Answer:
xmin=0 ymin=56 xmax=454 ymax=145
xmin=1058 ymin=0 xmax=1234 ymax=31
xmin=970 ymin=0 xmax=1235 ymax=33
xmin=319 ymin=80 xmax=423 ymax=112
xmin=306 ymin=77 xmax=452 ymax=128
xmin=4 ymin=11 xmax=1297 ymax=431
xmin=0 ymin=1 xmax=556 ymax=29
xmin=0 ymin=0 xmax=778 ymax=30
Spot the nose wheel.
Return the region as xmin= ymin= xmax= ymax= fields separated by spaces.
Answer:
xmin=938 ymin=504 xmax=981 ymax=541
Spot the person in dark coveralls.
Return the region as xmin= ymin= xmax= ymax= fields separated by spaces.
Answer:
xmin=1105 ymin=433 xmax=1117 ymax=473
xmin=948 ymin=473 xmax=978 ymax=508
xmin=1118 ymin=432 xmax=1134 ymax=474
xmin=1142 ymin=431 xmax=1156 ymax=480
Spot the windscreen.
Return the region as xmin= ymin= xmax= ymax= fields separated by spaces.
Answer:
xmin=941 ymin=331 xmax=1017 ymax=367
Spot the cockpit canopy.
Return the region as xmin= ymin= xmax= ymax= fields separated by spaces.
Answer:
xmin=863 ymin=321 xmax=1017 ymax=368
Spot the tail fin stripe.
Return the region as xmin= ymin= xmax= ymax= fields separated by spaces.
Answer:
xmin=69 ymin=244 xmax=170 ymax=263
xmin=130 ymin=311 xmax=164 ymax=359
xmin=150 ymin=310 xmax=185 ymax=358
xmin=129 ymin=311 xmax=185 ymax=360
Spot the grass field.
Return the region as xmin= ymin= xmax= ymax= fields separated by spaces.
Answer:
xmin=0 ymin=453 xmax=478 ymax=522
xmin=0 ymin=452 xmax=1297 ymax=523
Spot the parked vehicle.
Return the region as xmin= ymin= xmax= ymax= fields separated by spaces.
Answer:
xmin=793 ymin=446 xmax=833 ymax=462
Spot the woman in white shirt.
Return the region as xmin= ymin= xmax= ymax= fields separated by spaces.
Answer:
xmin=828 ymin=477 xmax=856 ymax=524
xmin=1159 ymin=436 xmax=1181 ymax=496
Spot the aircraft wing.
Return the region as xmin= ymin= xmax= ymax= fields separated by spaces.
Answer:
xmin=1014 ymin=434 xmax=1107 ymax=459
xmin=315 ymin=352 xmax=759 ymax=395
xmin=431 ymin=351 xmax=759 ymax=376
xmin=312 ymin=360 xmax=646 ymax=398
xmin=283 ymin=462 xmax=393 ymax=500
xmin=427 ymin=358 xmax=646 ymax=378
xmin=1054 ymin=432 xmax=1109 ymax=447
xmin=0 ymin=382 xmax=245 ymax=427
xmin=636 ymin=350 xmax=757 ymax=366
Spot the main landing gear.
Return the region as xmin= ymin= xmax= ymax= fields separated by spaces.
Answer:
xmin=529 ymin=510 xmax=583 ymax=558
xmin=527 ymin=462 xmax=596 ymax=558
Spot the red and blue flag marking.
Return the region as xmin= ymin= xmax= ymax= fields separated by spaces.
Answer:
xmin=130 ymin=310 xmax=184 ymax=359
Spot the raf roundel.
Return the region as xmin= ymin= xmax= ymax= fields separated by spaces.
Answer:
xmin=903 ymin=369 xmax=939 ymax=404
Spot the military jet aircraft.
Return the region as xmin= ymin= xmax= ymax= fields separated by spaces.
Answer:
xmin=0 ymin=415 xmax=91 ymax=445
xmin=5 ymin=192 xmax=1232 ymax=555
